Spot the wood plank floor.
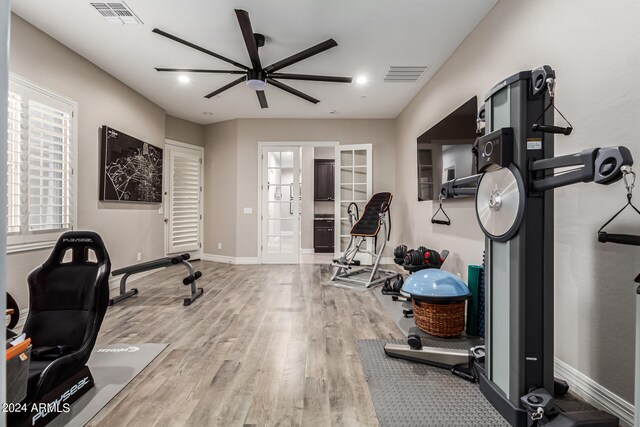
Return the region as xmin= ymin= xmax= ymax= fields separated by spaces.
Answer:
xmin=88 ymin=261 xmax=404 ymax=427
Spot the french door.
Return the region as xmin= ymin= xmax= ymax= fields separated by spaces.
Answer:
xmin=335 ymin=144 xmax=373 ymax=264
xmin=164 ymin=142 xmax=203 ymax=257
xmin=261 ymin=147 xmax=300 ymax=263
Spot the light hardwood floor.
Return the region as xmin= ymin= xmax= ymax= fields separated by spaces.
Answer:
xmin=88 ymin=261 xmax=404 ymax=427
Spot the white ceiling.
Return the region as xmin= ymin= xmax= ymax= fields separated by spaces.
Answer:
xmin=11 ymin=0 xmax=497 ymax=124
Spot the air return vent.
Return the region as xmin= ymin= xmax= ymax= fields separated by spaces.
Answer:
xmin=383 ymin=66 xmax=428 ymax=82
xmin=90 ymin=2 xmax=143 ymax=24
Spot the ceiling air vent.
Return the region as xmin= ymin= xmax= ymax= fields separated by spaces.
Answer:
xmin=383 ymin=66 xmax=428 ymax=83
xmin=90 ymin=2 xmax=143 ymax=25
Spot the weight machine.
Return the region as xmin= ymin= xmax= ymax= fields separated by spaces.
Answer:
xmin=386 ymin=65 xmax=635 ymax=426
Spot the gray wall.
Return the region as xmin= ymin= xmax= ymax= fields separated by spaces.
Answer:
xmin=165 ymin=114 xmax=205 ymax=147
xmin=395 ymin=0 xmax=640 ymax=402
xmin=203 ymin=120 xmax=238 ymax=257
xmin=203 ymin=118 xmax=396 ymax=259
xmin=8 ymin=15 xmax=174 ymax=309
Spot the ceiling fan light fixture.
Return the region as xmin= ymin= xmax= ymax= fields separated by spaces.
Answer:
xmin=246 ymin=79 xmax=266 ymax=91
xmin=246 ymin=69 xmax=267 ymax=91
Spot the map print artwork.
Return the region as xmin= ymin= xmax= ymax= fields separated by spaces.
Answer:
xmin=99 ymin=127 xmax=163 ymax=203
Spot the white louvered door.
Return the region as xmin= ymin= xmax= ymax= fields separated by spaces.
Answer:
xmin=165 ymin=142 xmax=203 ymax=257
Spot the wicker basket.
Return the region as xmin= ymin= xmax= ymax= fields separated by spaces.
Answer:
xmin=412 ymin=299 xmax=466 ymax=337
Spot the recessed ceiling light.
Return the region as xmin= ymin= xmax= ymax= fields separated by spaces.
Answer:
xmin=203 ymin=112 xmax=213 ymax=116
xmin=329 ymin=110 xmax=337 ymax=115
xmin=178 ymin=75 xmax=190 ymax=84
xmin=355 ymin=75 xmax=367 ymax=85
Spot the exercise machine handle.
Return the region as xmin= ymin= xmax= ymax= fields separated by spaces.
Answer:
xmin=171 ymin=253 xmax=190 ymax=264
xmin=598 ymin=232 xmax=640 ymax=246
xmin=532 ymin=124 xmax=573 ymax=135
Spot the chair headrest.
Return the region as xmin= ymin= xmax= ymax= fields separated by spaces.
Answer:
xmin=45 ymin=231 xmax=110 ymax=267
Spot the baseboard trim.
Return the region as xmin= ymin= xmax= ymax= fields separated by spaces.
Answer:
xmin=554 ymin=357 xmax=634 ymax=426
xmin=300 ymin=248 xmax=315 ymax=254
xmin=235 ymin=257 xmax=259 ymax=265
xmin=201 ymin=253 xmax=234 ymax=263
xmin=108 ymin=268 xmax=163 ymax=290
xmin=202 ymin=253 xmax=259 ymax=265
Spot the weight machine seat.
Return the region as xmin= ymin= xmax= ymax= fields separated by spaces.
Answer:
xmin=23 ymin=231 xmax=111 ymax=403
xmin=350 ymin=192 xmax=393 ymax=237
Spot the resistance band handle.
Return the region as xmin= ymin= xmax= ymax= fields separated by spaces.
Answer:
xmin=532 ymin=124 xmax=573 ymax=135
xmin=598 ymin=232 xmax=640 ymax=246
xmin=431 ymin=219 xmax=451 ymax=226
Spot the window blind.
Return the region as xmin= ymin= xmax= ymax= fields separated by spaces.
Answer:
xmin=6 ymin=76 xmax=76 ymax=250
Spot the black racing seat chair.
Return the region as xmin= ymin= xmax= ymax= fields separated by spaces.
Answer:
xmin=22 ymin=231 xmax=110 ymax=403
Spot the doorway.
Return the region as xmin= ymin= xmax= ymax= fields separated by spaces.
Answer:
xmin=258 ymin=142 xmax=372 ymax=265
xmin=260 ymin=146 xmax=301 ymax=264
xmin=164 ymin=140 xmax=203 ymax=259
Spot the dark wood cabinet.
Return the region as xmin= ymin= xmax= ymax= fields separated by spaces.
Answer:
xmin=314 ymin=218 xmax=334 ymax=253
xmin=314 ymin=159 xmax=335 ymax=201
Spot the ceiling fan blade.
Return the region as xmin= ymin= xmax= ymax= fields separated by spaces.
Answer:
xmin=204 ymin=76 xmax=246 ymax=99
xmin=155 ymin=68 xmax=245 ymax=74
xmin=234 ymin=9 xmax=262 ymax=70
xmin=268 ymin=73 xmax=352 ymax=83
xmin=152 ymin=28 xmax=249 ymax=71
xmin=264 ymin=39 xmax=338 ymax=73
xmin=268 ymin=79 xmax=319 ymax=104
xmin=256 ymin=91 xmax=268 ymax=109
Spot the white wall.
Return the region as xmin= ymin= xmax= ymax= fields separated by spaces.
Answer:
xmin=395 ymin=0 xmax=640 ymax=402
xmin=301 ymin=147 xmax=314 ymax=250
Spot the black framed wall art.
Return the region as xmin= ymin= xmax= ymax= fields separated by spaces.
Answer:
xmin=99 ymin=126 xmax=163 ymax=203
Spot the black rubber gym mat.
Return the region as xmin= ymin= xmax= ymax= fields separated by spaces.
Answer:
xmin=357 ymin=339 xmax=509 ymax=427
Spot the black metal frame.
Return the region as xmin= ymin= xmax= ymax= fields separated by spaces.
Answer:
xmin=109 ymin=253 xmax=204 ymax=306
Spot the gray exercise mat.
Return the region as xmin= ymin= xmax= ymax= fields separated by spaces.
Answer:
xmin=48 ymin=343 xmax=167 ymax=427
xmin=357 ymin=339 xmax=508 ymax=427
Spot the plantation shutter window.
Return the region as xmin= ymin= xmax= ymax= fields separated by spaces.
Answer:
xmin=6 ymin=76 xmax=76 ymax=251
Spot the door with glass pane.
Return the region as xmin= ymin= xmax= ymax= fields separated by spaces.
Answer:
xmin=335 ymin=144 xmax=373 ymax=264
xmin=262 ymin=147 xmax=300 ymax=263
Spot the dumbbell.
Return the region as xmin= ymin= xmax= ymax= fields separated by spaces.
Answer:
xmin=423 ymin=249 xmax=442 ymax=267
xmin=406 ymin=246 xmax=428 ymax=266
xmin=183 ymin=271 xmax=202 ymax=285
xmin=393 ymin=244 xmax=408 ymax=259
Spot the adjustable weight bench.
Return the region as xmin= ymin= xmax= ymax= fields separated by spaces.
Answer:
xmin=330 ymin=192 xmax=398 ymax=288
xmin=109 ymin=253 xmax=204 ymax=306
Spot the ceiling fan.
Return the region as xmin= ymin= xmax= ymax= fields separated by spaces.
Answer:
xmin=153 ymin=9 xmax=353 ymax=109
